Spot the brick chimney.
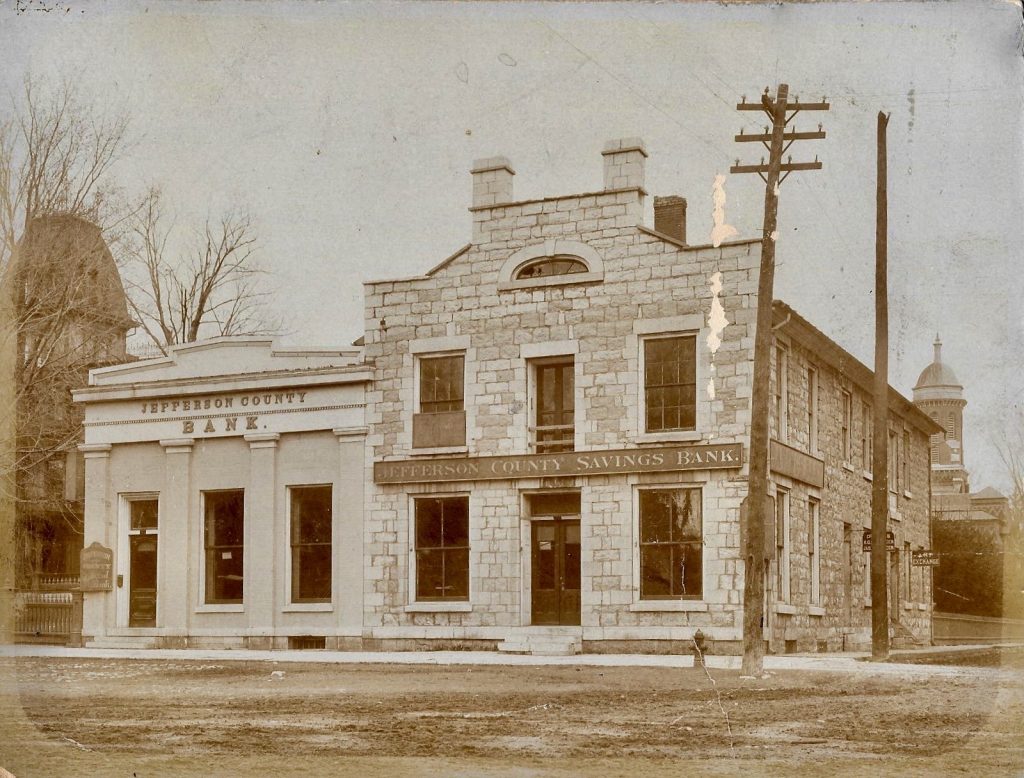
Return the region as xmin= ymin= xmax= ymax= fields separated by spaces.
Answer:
xmin=601 ymin=138 xmax=647 ymax=191
xmin=470 ymin=156 xmax=515 ymax=208
xmin=654 ymin=195 xmax=687 ymax=244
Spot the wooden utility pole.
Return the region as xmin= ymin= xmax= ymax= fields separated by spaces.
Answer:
xmin=732 ymin=85 xmax=828 ymax=676
xmin=871 ymin=111 xmax=891 ymax=660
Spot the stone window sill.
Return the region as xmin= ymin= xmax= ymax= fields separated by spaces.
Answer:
xmin=808 ymin=605 xmax=826 ymax=617
xmin=405 ymin=601 xmax=472 ymax=613
xmin=918 ymin=603 xmax=929 ymax=611
xmin=282 ymin=603 xmax=333 ymax=613
xmin=634 ymin=430 xmax=703 ymax=445
xmin=841 ymin=462 xmax=856 ymax=473
xmin=902 ymin=603 xmax=914 ymax=611
xmin=774 ymin=603 xmax=798 ymax=615
xmin=408 ymin=446 xmax=469 ymax=457
xmin=862 ymin=470 xmax=873 ymax=481
xmin=629 ymin=600 xmax=708 ymax=612
xmin=195 ymin=604 xmax=244 ymax=614
xmin=903 ymin=490 xmax=913 ymax=500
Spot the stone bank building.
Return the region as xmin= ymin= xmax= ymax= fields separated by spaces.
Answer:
xmin=76 ymin=138 xmax=939 ymax=654
xmin=360 ymin=139 xmax=938 ymax=654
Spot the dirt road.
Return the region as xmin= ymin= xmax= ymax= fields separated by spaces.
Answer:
xmin=1 ymin=654 xmax=1022 ymax=777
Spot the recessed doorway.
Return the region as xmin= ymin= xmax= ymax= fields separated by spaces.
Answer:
xmin=527 ymin=492 xmax=581 ymax=626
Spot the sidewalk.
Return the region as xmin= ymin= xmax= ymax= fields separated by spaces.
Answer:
xmin=4 ymin=642 xmax=1020 ymax=678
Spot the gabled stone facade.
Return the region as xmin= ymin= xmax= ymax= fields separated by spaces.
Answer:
xmin=362 ymin=139 xmax=939 ymax=653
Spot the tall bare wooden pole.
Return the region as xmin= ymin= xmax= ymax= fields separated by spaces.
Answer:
xmin=871 ymin=111 xmax=891 ymax=660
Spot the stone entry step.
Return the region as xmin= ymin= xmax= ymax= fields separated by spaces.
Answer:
xmin=497 ymin=629 xmax=582 ymax=656
xmin=85 ymin=637 xmax=159 ymax=650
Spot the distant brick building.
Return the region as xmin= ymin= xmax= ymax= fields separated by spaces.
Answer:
xmin=362 ymin=139 xmax=939 ymax=654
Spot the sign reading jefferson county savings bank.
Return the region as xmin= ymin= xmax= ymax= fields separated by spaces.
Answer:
xmin=374 ymin=442 xmax=743 ymax=484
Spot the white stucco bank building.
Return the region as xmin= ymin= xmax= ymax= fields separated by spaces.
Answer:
xmin=72 ymin=338 xmax=370 ymax=649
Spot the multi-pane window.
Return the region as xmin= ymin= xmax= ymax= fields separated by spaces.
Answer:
xmin=841 ymin=391 xmax=852 ymax=462
xmin=775 ymin=489 xmax=790 ymax=602
xmin=888 ymin=430 xmax=899 ymax=490
xmin=806 ymin=367 xmax=818 ymax=453
xmin=534 ymin=359 xmax=574 ymax=453
xmin=639 ymin=488 xmax=702 ymax=599
xmin=414 ymin=496 xmax=469 ymax=601
xmin=774 ymin=347 xmax=788 ymax=441
xmin=419 ymin=355 xmax=465 ymax=413
xmin=290 ymin=485 xmax=332 ymax=603
xmin=643 ymin=335 xmax=697 ymax=433
xmin=808 ymin=498 xmax=820 ymax=606
xmin=861 ymin=402 xmax=873 ymax=471
xmin=902 ymin=429 xmax=910 ymax=491
xmin=904 ymin=542 xmax=912 ymax=601
xmin=515 ymin=256 xmax=588 ymax=279
xmin=204 ymin=490 xmax=244 ymax=604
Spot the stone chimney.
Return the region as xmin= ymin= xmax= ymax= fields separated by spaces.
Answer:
xmin=601 ymin=138 xmax=647 ymax=191
xmin=654 ymin=195 xmax=687 ymax=244
xmin=470 ymin=156 xmax=515 ymax=208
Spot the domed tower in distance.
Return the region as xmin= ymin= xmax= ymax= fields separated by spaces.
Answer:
xmin=912 ymin=335 xmax=968 ymax=496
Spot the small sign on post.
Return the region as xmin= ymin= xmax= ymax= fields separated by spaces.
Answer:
xmin=912 ymin=550 xmax=940 ymax=567
xmin=861 ymin=530 xmax=896 ymax=553
xmin=79 ymin=542 xmax=114 ymax=592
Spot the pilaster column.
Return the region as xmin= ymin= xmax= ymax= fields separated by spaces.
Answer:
xmin=245 ymin=433 xmax=279 ymax=643
xmin=159 ymin=438 xmax=193 ymax=637
xmin=334 ymin=426 xmax=368 ymax=632
xmin=79 ymin=443 xmax=112 ymax=640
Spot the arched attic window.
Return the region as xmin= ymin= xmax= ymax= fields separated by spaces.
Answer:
xmin=497 ymin=240 xmax=604 ymax=291
xmin=515 ymin=255 xmax=589 ymax=280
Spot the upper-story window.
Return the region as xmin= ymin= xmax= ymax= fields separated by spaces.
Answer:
xmin=806 ymin=366 xmax=818 ymax=454
xmin=419 ymin=355 xmax=464 ymax=413
xmin=840 ymin=390 xmax=853 ymax=462
xmin=413 ymin=353 xmax=466 ymax=448
xmin=774 ymin=346 xmax=788 ymax=442
xmin=532 ymin=358 xmax=575 ymax=453
xmin=515 ymin=256 xmax=588 ymax=280
xmin=497 ymin=240 xmax=604 ymax=292
xmin=643 ymin=335 xmax=696 ymax=433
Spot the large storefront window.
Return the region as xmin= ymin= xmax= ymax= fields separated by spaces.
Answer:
xmin=643 ymin=335 xmax=696 ymax=432
xmin=414 ymin=496 xmax=469 ymax=601
xmin=639 ymin=488 xmax=702 ymax=599
xmin=204 ymin=490 xmax=244 ymax=604
xmin=290 ymin=485 xmax=332 ymax=603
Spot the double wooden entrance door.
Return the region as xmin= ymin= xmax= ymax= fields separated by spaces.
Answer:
xmin=531 ymin=518 xmax=581 ymax=626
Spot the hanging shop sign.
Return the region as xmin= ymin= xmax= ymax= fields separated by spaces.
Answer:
xmin=861 ymin=530 xmax=896 ymax=553
xmin=911 ymin=550 xmax=940 ymax=567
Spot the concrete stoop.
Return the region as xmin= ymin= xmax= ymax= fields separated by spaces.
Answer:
xmin=497 ymin=628 xmax=582 ymax=656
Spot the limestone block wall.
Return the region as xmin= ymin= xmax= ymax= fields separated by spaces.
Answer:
xmin=769 ymin=332 xmax=933 ymax=651
xmin=362 ymin=161 xmax=761 ymax=637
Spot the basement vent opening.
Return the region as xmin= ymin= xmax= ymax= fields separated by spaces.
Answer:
xmin=817 ymin=640 xmax=828 ymax=653
xmin=289 ymin=635 xmax=327 ymax=650
xmin=784 ymin=640 xmax=798 ymax=655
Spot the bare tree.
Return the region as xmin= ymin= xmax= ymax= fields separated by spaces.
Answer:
xmin=120 ymin=188 xmax=278 ymax=355
xmin=0 ymin=77 xmax=131 ymax=592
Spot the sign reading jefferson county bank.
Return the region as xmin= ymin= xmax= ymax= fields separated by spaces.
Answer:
xmin=374 ymin=442 xmax=743 ymax=484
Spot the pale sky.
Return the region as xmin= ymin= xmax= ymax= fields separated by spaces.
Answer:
xmin=3 ymin=0 xmax=1022 ymax=491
